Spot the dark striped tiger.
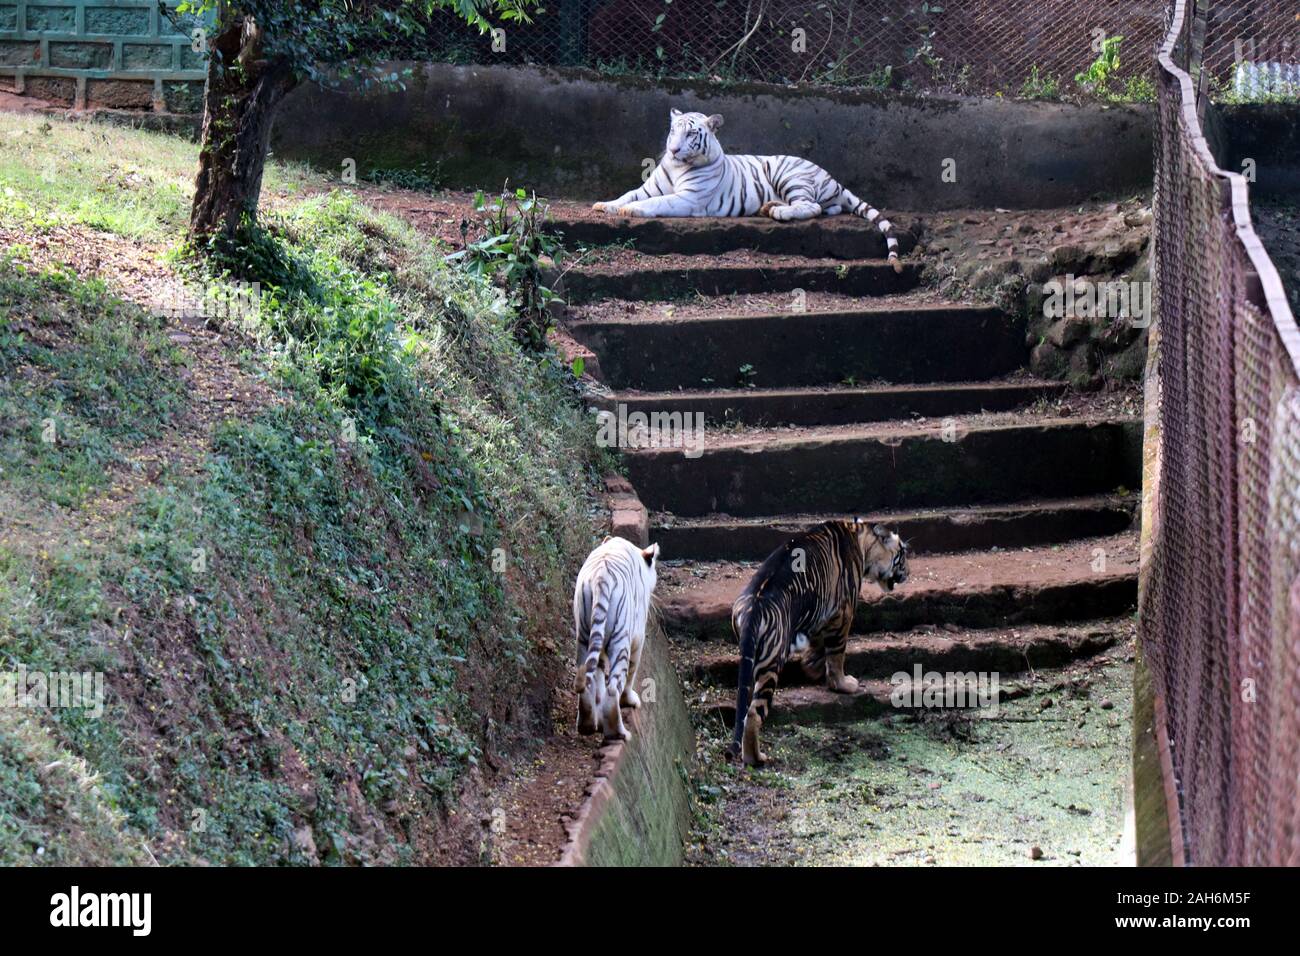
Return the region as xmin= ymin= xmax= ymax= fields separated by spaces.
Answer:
xmin=729 ymin=519 xmax=909 ymax=766
xmin=592 ymin=108 xmax=902 ymax=270
xmin=573 ymin=535 xmax=660 ymax=742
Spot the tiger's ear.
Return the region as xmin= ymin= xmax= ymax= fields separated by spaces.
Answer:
xmin=872 ymin=524 xmax=889 ymax=539
xmin=670 ymin=107 xmax=682 ymax=119
xmin=642 ymin=542 xmax=660 ymax=567
xmin=706 ymin=113 xmax=724 ymax=131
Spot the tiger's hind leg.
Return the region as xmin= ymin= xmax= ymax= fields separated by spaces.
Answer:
xmin=575 ymin=637 xmax=599 ymax=735
xmin=600 ymin=633 xmax=632 ymax=742
xmin=821 ymin=611 xmax=859 ymax=695
xmin=741 ymin=672 xmax=779 ymax=767
xmin=742 ymin=656 xmax=784 ymax=767
xmin=823 ymin=204 xmax=843 ymax=215
xmin=620 ymin=632 xmax=644 ymax=709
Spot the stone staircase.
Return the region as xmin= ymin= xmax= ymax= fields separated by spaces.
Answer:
xmin=555 ymin=212 xmax=1141 ymax=741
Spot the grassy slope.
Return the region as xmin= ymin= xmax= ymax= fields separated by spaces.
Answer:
xmin=0 ymin=113 xmax=603 ymax=865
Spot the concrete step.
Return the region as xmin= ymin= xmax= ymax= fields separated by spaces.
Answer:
xmin=694 ymin=638 xmax=1132 ymax=729
xmin=626 ymin=417 xmax=1141 ymax=518
xmin=568 ymin=303 xmax=1022 ymax=390
xmin=559 ymin=259 xmax=920 ymax=304
xmin=548 ymin=212 xmax=919 ymax=259
xmin=657 ymin=533 xmax=1138 ymax=641
xmin=650 ymin=495 xmax=1138 ymax=562
xmin=676 ymin=620 xmax=1130 ymax=689
xmin=696 ymin=677 xmax=1041 ymax=729
xmin=596 ymin=380 xmax=1064 ymax=428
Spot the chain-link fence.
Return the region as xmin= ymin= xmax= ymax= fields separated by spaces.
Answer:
xmin=1144 ymin=0 xmax=1300 ymax=866
xmin=1198 ymin=0 xmax=1300 ymax=101
xmin=430 ymin=0 xmax=1168 ymax=97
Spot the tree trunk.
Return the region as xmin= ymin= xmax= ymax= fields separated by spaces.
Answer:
xmin=189 ymin=11 xmax=298 ymax=242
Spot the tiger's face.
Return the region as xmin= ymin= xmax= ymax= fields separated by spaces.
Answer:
xmin=858 ymin=522 xmax=909 ymax=592
xmin=665 ymin=109 xmax=724 ymax=167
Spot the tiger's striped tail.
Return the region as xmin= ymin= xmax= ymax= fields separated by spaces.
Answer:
xmin=728 ymin=612 xmax=758 ymax=760
xmin=574 ymin=573 xmax=611 ymax=695
xmin=840 ymin=187 xmax=903 ymax=273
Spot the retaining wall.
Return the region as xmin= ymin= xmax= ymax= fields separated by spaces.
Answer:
xmin=558 ymin=621 xmax=694 ymax=867
xmin=272 ymin=62 xmax=1155 ymax=210
xmin=0 ymin=1 xmax=209 ymax=111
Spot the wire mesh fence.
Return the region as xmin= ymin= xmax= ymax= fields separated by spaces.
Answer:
xmin=430 ymin=0 xmax=1169 ymax=97
xmin=1198 ymin=0 xmax=1300 ymax=101
xmin=1145 ymin=0 xmax=1300 ymax=866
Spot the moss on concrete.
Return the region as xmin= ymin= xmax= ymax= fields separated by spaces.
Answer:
xmin=580 ymin=630 xmax=695 ymax=866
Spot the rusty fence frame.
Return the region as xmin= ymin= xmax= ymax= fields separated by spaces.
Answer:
xmin=1140 ymin=0 xmax=1300 ymax=866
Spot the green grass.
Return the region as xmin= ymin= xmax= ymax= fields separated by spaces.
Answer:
xmin=0 ymin=114 xmax=316 ymax=240
xmin=0 ymin=259 xmax=188 ymax=506
xmin=0 ymin=113 xmax=604 ymax=865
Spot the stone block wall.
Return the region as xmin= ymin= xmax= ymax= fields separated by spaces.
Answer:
xmin=0 ymin=2 xmax=210 ymax=112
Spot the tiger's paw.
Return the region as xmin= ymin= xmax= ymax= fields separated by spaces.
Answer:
xmin=757 ymin=200 xmax=783 ymax=219
xmin=828 ymin=673 xmax=860 ymax=695
xmin=616 ymin=206 xmax=638 ymax=217
xmin=621 ymin=687 xmax=642 ymax=709
xmin=591 ymin=201 xmax=610 ymax=212
xmin=577 ymin=699 xmax=599 ymax=735
xmin=602 ymin=727 xmax=631 ymax=744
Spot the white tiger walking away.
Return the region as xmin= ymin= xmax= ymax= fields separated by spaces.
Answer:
xmin=593 ymin=109 xmax=903 ymax=271
xmin=573 ymin=536 xmax=660 ymax=742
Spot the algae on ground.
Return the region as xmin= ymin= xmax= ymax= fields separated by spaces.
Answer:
xmin=688 ymin=646 xmax=1132 ymax=866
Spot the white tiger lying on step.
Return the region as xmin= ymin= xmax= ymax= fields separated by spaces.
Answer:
xmin=593 ymin=108 xmax=901 ymax=268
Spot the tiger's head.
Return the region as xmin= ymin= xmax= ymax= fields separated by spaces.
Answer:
xmin=855 ymin=520 xmax=910 ymax=592
xmin=665 ymin=109 xmax=724 ymax=167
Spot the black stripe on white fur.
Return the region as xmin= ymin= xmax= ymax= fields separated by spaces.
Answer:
xmin=594 ymin=109 xmax=902 ymax=269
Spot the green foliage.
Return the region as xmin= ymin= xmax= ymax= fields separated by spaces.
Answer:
xmin=1212 ymin=74 xmax=1300 ymax=105
xmin=0 ymin=119 xmax=601 ymax=865
xmin=445 ymin=188 xmax=565 ymax=351
xmin=194 ymin=214 xmax=318 ymax=296
xmin=365 ymin=161 xmax=444 ymax=194
xmin=1019 ymin=66 xmax=1062 ymax=101
xmin=174 ymin=1 xmax=542 ymax=88
xmin=1075 ymin=35 xmax=1125 ymax=99
xmin=1122 ymin=74 xmax=1156 ymax=103
xmin=0 ymin=259 xmax=186 ymax=506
